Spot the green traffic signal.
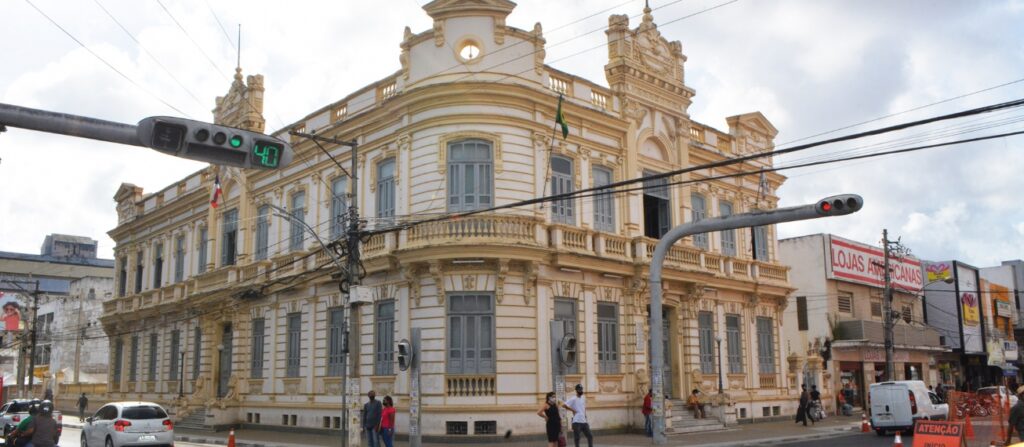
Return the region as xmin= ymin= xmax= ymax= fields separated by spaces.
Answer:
xmin=229 ymin=134 xmax=243 ymax=148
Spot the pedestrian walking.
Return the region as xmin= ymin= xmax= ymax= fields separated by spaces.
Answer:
xmin=538 ymin=391 xmax=562 ymax=447
xmin=809 ymin=385 xmax=822 ymax=422
xmin=687 ymin=389 xmax=706 ymax=419
xmin=562 ymin=384 xmax=593 ymax=447
xmin=379 ymin=395 xmax=396 ymax=447
xmin=795 ymin=384 xmax=809 ymax=426
xmin=362 ymin=390 xmax=383 ymax=447
xmin=1006 ymin=385 xmax=1024 ymax=445
xmin=77 ymin=393 xmax=88 ymax=421
xmin=642 ymin=389 xmax=653 ymax=437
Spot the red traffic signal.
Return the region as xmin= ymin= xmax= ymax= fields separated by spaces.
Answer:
xmin=815 ymin=194 xmax=863 ymax=216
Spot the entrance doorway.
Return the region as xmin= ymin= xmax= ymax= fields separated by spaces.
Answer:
xmin=217 ymin=323 xmax=233 ymax=398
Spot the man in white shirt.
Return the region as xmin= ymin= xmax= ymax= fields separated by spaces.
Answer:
xmin=562 ymin=384 xmax=593 ymax=447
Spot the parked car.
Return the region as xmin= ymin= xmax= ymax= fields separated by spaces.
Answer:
xmin=82 ymin=402 xmax=173 ymax=447
xmin=0 ymin=399 xmax=63 ymax=439
xmin=870 ymin=380 xmax=948 ymax=435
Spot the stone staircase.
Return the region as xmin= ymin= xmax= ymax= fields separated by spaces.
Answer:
xmin=666 ymin=400 xmax=726 ymax=435
xmin=175 ymin=410 xmax=211 ymax=431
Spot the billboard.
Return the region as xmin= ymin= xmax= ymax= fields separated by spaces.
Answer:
xmin=827 ymin=235 xmax=924 ymax=291
xmin=0 ymin=291 xmax=25 ymax=331
xmin=956 ymin=263 xmax=984 ymax=354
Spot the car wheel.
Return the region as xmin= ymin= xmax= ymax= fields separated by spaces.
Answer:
xmin=81 ymin=432 xmax=89 ymax=447
xmin=106 ymin=436 xmax=115 ymax=447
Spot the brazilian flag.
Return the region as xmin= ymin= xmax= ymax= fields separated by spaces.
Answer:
xmin=555 ymin=94 xmax=569 ymax=139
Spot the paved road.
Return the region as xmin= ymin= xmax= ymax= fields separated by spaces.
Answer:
xmin=57 ymin=426 xmax=218 ymax=447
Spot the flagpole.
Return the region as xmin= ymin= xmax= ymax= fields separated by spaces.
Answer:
xmin=540 ymin=98 xmax=563 ymax=210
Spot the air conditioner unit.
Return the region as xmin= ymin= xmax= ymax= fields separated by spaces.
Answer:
xmin=349 ymin=285 xmax=373 ymax=304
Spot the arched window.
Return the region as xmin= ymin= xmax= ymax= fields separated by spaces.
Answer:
xmin=447 ymin=139 xmax=493 ymax=212
xmin=551 ymin=156 xmax=574 ymax=224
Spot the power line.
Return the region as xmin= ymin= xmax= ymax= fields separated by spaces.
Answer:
xmin=155 ymin=0 xmax=229 ymax=81
xmin=89 ymin=0 xmax=207 ymax=109
xmin=21 ymin=0 xmax=193 ymax=117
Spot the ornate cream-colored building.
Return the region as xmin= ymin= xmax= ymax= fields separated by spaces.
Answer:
xmin=102 ymin=0 xmax=800 ymax=438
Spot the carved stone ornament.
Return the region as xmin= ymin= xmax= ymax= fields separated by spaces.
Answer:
xmin=523 ymin=261 xmax=538 ymax=305
xmin=622 ymin=98 xmax=648 ymax=124
xmin=495 ymin=259 xmax=510 ymax=303
xmin=532 ymin=131 xmax=552 ymax=152
xmin=402 ymin=264 xmax=421 ymax=307
xmin=429 ymin=261 xmax=445 ymax=305
xmin=494 ymin=17 xmax=506 ymax=45
xmin=682 ymin=282 xmax=705 ymax=302
xmin=433 ymin=20 xmax=445 ymax=47
xmin=532 ymin=22 xmax=545 ymax=75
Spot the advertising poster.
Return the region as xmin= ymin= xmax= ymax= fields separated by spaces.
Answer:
xmin=956 ymin=263 xmax=984 ymax=354
xmin=0 ymin=291 xmax=25 ymax=331
xmin=926 ymin=262 xmax=953 ymax=283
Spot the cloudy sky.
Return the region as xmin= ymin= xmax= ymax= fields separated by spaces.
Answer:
xmin=2 ymin=0 xmax=1022 ymax=267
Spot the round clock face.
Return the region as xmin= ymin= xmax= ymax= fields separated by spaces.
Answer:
xmin=460 ymin=43 xmax=481 ymax=61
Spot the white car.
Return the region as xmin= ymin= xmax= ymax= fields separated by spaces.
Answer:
xmin=870 ymin=380 xmax=948 ymax=435
xmin=978 ymin=386 xmax=1019 ymax=409
xmin=82 ymin=402 xmax=174 ymax=447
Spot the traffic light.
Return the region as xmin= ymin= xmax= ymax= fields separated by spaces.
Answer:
xmin=815 ymin=194 xmax=863 ymax=216
xmin=136 ymin=117 xmax=293 ymax=169
xmin=558 ymin=333 xmax=577 ymax=367
xmin=397 ymin=339 xmax=413 ymax=371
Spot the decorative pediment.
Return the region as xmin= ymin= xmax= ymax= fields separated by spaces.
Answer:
xmin=726 ymin=112 xmax=779 ymax=139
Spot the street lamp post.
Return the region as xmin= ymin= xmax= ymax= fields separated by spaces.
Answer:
xmin=715 ymin=335 xmax=724 ymax=394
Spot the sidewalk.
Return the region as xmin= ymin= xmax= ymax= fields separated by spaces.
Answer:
xmin=65 ymin=415 xmax=862 ymax=447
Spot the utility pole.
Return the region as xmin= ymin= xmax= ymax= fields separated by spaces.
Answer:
xmin=882 ymin=229 xmax=895 ymax=382
xmin=27 ymin=280 xmax=40 ymax=395
xmin=342 ymin=137 xmax=361 ymax=447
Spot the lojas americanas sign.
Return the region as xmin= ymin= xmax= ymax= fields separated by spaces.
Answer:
xmin=827 ymin=235 xmax=923 ymax=292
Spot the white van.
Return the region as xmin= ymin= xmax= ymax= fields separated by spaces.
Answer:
xmin=869 ymin=380 xmax=948 ymax=435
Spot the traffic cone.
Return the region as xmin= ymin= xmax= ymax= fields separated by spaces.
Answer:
xmin=228 ymin=428 xmax=236 ymax=447
xmin=965 ymin=414 xmax=975 ymax=440
xmin=862 ymin=413 xmax=870 ymax=432
xmin=893 ymin=432 xmax=903 ymax=447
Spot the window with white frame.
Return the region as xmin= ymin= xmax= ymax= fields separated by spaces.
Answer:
xmin=197 ymin=227 xmax=208 ymax=273
xmin=221 ymin=209 xmax=239 ymax=266
xmin=447 ymin=139 xmax=493 ymax=212
xmin=375 ymin=301 xmax=395 ymax=375
xmin=550 ymin=156 xmax=574 ymax=224
xmin=597 ymin=302 xmax=620 ymax=374
xmin=153 ymin=243 xmax=164 ymax=288
xmin=289 ymin=192 xmax=306 ymax=252
xmin=447 ymin=294 xmax=495 ymax=374
xmin=753 ymin=226 xmax=770 ymax=260
xmin=757 ymin=317 xmax=776 ymax=374
xmin=592 ymin=166 xmax=615 ymax=232
xmin=698 ymin=311 xmax=714 ymax=374
xmin=643 ymin=172 xmax=671 ymax=238
xmin=251 ymin=318 xmax=266 ymax=379
xmin=720 ymin=201 xmax=736 ymax=256
xmin=726 ymin=314 xmax=743 ymax=373
xmin=174 ymin=236 xmax=185 ymax=282
xmin=377 ymin=159 xmax=396 ymax=221
xmin=327 ymin=307 xmax=345 ymax=376
xmin=691 ymin=194 xmax=708 ymax=249
xmin=286 ymin=312 xmax=302 ymax=377
xmin=330 ymin=177 xmax=347 ymax=240
xmin=169 ymin=329 xmax=180 ymax=381
xmin=134 ymin=250 xmax=144 ymax=293
xmin=255 ymin=205 xmax=270 ymax=260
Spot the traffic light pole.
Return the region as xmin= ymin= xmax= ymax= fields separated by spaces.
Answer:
xmin=409 ymin=328 xmax=422 ymax=447
xmin=647 ymin=195 xmax=864 ymax=445
xmin=0 ymin=103 xmax=141 ymax=146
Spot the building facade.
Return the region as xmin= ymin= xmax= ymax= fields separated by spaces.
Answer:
xmin=101 ymin=0 xmax=798 ymax=437
xmin=0 ymin=234 xmax=114 ymax=394
xmin=779 ymin=234 xmax=943 ymax=411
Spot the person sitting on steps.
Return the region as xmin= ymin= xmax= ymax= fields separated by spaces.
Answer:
xmin=688 ymin=389 xmax=706 ymax=419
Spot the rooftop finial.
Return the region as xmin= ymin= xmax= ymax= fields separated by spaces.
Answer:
xmin=643 ymin=0 xmax=653 ymax=21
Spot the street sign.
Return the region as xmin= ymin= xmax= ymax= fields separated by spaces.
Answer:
xmin=912 ymin=420 xmax=964 ymax=447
